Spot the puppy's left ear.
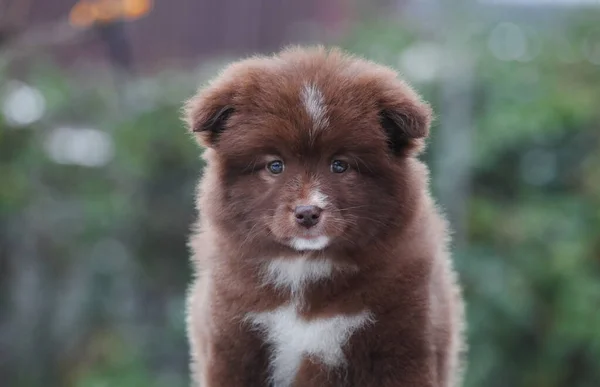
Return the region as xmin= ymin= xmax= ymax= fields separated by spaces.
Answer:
xmin=183 ymin=85 xmax=235 ymax=148
xmin=379 ymin=93 xmax=433 ymax=157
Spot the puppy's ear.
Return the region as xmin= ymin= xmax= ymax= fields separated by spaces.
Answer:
xmin=192 ymin=104 xmax=234 ymax=146
xmin=184 ymin=57 xmax=271 ymax=147
xmin=379 ymin=94 xmax=432 ymax=157
xmin=184 ymin=85 xmax=235 ymax=148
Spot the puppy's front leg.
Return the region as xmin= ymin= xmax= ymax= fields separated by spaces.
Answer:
xmin=188 ymin=279 xmax=270 ymax=387
xmin=193 ymin=325 xmax=270 ymax=387
xmin=376 ymin=370 xmax=437 ymax=387
xmin=362 ymin=350 xmax=438 ymax=387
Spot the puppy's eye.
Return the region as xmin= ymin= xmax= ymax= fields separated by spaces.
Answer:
xmin=266 ymin=160 xmax=284 ymax=174
xmin=331 ymin=160 xmax=349 ymax=173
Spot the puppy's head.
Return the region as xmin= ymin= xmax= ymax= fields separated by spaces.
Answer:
xmin=185 ymin=46 xmax=432 ymax=256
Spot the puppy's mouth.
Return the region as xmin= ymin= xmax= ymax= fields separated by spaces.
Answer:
xmin=288 ymin=235 xmax=330 ymax=252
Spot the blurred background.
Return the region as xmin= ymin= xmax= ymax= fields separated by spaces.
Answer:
xmin=1 ymin=0 xmax=600 ymax=386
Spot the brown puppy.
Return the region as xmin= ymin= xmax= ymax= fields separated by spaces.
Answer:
xmin=184 ymin=46 xmax=465 ymax=387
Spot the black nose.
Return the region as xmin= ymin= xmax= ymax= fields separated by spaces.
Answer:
xmin=294 ymin=205 xmax=323 ymax=228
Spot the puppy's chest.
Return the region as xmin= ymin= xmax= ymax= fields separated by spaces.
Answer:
xmin=245 ymin=258 xmax=373 ymax=387
xmin=247 ymin=304 xmax=371 ymax=387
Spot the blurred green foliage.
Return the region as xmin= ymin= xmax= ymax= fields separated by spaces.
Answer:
xmin=0 ymin=61 xmax=203 ymax=386
xmin=2 ymin=8 xmax=600 ymax=387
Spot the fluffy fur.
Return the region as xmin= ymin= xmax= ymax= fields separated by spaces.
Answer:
xmin=184 ymin=46 xmax=466 ymax=387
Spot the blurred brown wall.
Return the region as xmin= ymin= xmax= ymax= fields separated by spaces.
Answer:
xmin=18 ymin=0 xmax=352 ymax=73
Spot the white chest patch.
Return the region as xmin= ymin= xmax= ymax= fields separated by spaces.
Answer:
xmin=247 ymin=304 xmax=373 ymax=387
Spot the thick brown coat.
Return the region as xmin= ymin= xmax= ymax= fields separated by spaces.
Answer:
xmin=184 ymin=46 xmax=465 ymax=387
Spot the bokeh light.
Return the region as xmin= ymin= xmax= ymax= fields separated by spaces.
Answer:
xmin=2 ymin=81 xmax=46 ymax=127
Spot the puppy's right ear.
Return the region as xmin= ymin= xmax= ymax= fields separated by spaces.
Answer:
xmin=184 ymin=87 xmax=235 ymax=148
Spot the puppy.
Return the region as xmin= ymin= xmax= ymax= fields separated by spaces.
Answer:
xmin=184 ymin=46 xmax=465 ymax=387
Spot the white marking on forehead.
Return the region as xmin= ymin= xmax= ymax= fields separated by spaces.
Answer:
xmin=264 ymin=256 xmax=333 ymax=297
xmin=301 ymin=83 xmax=328 ymax=133
xmin=247 ymin=305 xmax=374 ymax=387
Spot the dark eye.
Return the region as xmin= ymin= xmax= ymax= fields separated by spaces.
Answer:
xmin=266 ymin=160 xmax=284 ymax=174
xmin=331 ymin=160 xmax=349 ymax=173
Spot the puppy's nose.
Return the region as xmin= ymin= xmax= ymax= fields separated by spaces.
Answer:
xmin=294 ymin=205 xmax=322 ymax=228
